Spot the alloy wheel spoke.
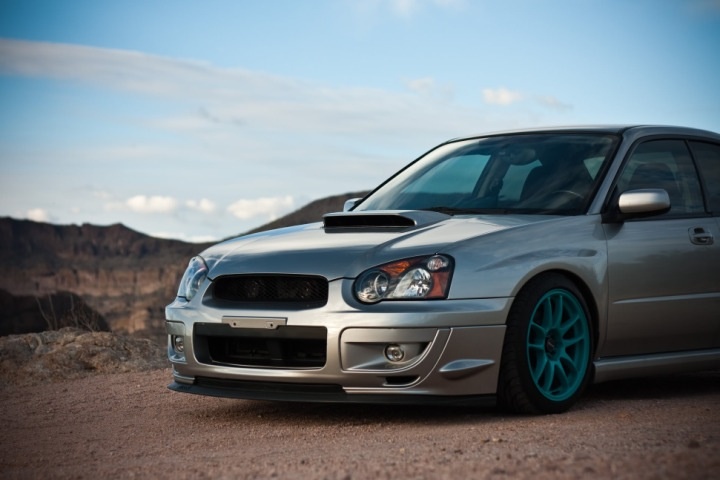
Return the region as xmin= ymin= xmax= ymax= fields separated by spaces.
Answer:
xmin=560 ymin=311 xmax=581 ymax=335
xmin=551 ymin=295 xmax=564 ymax=329
xmin=537 ymin=298 xmax=550 ymax=329
xmin=531 ymin=353 xmax=548 ymax=381
xmin=541 ymin=360 xmax=555 ymax=391
xmin=553 ymin=361 xmax=570 ymax=390
xmin=528 ymin=340 xmax=545 ymax=351
xmin=529 ymin=320 xmax=548 ymax=339
xmin=558 ymin=350 xmax=578 ymax=374
xmin=562 ymin=330 xmax=587 ymax=348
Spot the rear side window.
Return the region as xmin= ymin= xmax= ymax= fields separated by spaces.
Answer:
xmin=616 ymin=139 xmax=705 ymax=216
xmin=689 ymin=141 xmax=720 ymax=214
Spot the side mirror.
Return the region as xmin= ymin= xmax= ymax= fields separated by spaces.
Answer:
xmin=343 ymin=198 xmax=361 ymax=212
xmin=603 ymin=189 xmax=671 ymax=223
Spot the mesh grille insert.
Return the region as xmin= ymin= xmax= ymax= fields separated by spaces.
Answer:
xmin=194 ymin=323 xmax=328 ymax=369
xmin=212 ymin=274 xmax=328 ymax=309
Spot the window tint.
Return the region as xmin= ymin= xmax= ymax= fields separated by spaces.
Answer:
xmin=616 ymin=140 xmax=704 ymax=216
xmin=583 ymin=156 xmax=605 ymax=178
xmin=356 ymin=133 xmax=618 ymax=214
xmin=404 ymin=154 xmax=489 ymax=195
xmin=689 ymin=141 xmax=720 ymax=214
xmin=498 ymin=159 xmax=541 ymax=204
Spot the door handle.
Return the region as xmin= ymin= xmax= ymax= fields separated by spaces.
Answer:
xmin=689 ymin=227 xmax=714 ymax=245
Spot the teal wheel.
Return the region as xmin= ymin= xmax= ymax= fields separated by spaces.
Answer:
xmin=498 ymin=274 xmax=593 ymax=414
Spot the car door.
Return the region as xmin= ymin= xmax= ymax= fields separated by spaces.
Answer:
xmin=688 ymin=140 xmax=720 ymax=347
xmin=602 ymin=138 xmax=720 ymax=357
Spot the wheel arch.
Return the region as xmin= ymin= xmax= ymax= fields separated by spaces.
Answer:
xmin=497 ymin=268 xmax=599 ymax=413
xmin=511 ymin=268 xmax=600 ymax=356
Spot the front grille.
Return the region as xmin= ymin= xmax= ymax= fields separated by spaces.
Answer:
xmin=212 ymin=275 xmax=328 ymax=309
xmin=194 ymin=323 xmax=327 ymax=368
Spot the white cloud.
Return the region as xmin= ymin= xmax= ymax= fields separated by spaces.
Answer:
xmin=482 ymin=87 xmax=525 ymax=106
xmin=151 ymin=231 xmax=219 ymax=243
xmin=535 ymin=95 xmax=573 ymax=111
xmin=126 ymin=195 xmax=178 ymax=213
xmin=406 ymin=77 xmax=455 ymax=103
xmin=26 ymin=208 xmax=50 ymax=222
xmin=0 ymin=38 xmax=571 ymax=138
xmin=0 ymin=38 xmax=528 ymax=145
xmin=227 ymin=196 xmax=294 ymax=221
xmin=481 ymin=87 xmax=573 ymax=111
xmin=104 ymin=201 xmax=125 ymax=212
xmin=0 ymin=38 xmax=569 ymax=242
xmin=186 ymin=198 xmax=216 ymax=214
xmin=188 ymin=234 xmax=221 ymax=243
xmin=92 ymin=190 xmax=113 ymax=200
xmin=391 ymin=0 xmax=419 ymax=16
xmin=482 ymin=87 xmax=572 ymax=111
xmin=406 ymin=77 xmax=436 ymax=95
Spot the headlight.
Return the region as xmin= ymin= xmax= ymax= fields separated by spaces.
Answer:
xmin=177 ymin=256 xmax=209 ymax=301
xmin=354 ymin=255 xmax=453 ymax=304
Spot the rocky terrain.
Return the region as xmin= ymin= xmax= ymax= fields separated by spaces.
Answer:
xmin=0 ymin=192 xmax=366 ymax=341
xmin=0 ymin=289 xmax=110 ymax=335
xmin=0 ymin=328 xmax=166 ymax=387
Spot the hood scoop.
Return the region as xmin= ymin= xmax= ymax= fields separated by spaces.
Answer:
xmin=323 ymin=210 xmax=450 ymax=231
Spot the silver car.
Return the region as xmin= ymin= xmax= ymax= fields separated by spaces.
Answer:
xmin=166 ymin=125 xmax=720 ymax=413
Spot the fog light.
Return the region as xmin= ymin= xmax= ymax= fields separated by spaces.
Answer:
xmin=173 ymin=335 xmax=185 ymax=353
xmin=385 ymin=344 xmax=405 ymax=362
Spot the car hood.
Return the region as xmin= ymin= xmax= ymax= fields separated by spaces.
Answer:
xmin=202 ymin=210 xmax=560 ymax=280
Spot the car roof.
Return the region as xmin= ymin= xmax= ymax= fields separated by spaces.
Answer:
xmin=447 ymin=125 xmax=720 ymax=143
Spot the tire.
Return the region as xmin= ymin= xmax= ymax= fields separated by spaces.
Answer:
xmin=497 ymin=273 xmax=593 ymax=414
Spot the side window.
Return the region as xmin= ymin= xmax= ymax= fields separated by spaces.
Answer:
xmin=616 ymin=139 xmax=704 ymax=216
xmin=689 ymin=141 xmax=720 ymax=214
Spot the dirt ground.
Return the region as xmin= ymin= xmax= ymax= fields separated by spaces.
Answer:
xmin=1 ymin=367 xmax=718 ymax=479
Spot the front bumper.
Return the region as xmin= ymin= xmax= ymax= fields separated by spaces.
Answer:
xmin=165 ymin=279 xmax=512 ymax=404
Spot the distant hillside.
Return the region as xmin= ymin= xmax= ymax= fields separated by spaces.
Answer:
xmin=0 ymin=219 xmax=206 ymax=340
xmin=0 ymin=191 xmax=369 ymax=340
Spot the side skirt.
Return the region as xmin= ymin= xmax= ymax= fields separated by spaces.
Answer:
xmin=593 ymin=348 xmax=720 ymax=384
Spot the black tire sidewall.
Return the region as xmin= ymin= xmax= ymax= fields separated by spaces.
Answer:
xmin=499 ymin=273 xmax=594 ymax=414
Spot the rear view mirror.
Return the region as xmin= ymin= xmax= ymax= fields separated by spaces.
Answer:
xmin=343 ymin=198 xmax=361 ymax=212
xmin=603 ymin=189 xmax=670 ymax=223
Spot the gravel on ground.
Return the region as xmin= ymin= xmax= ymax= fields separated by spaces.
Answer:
xmin=1 ymin=367 xmax=718 ymax=479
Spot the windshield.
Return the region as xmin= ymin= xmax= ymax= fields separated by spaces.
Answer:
xmin=355 ymin=133 xmax=619 ymax=215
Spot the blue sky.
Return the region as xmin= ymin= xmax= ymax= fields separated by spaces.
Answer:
xmin=1 ymin=0 xmax=719 ymax=242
